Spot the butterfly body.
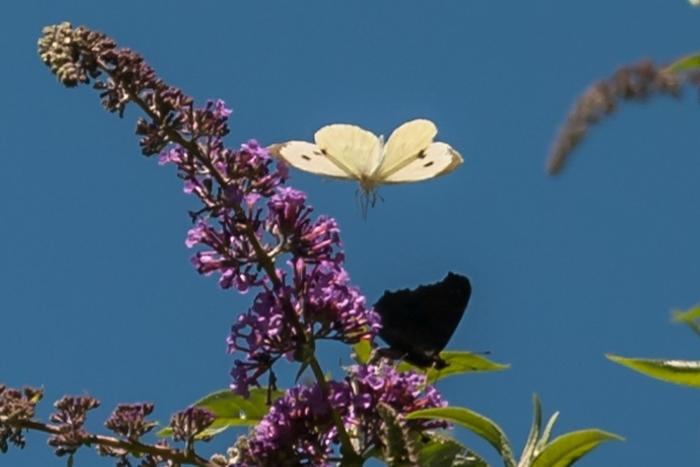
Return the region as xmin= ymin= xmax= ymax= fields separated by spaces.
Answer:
xmin=269 ymin=119 xmax=463 ymax=209
xmin=374 ymin=272 xmax=471 ymax=368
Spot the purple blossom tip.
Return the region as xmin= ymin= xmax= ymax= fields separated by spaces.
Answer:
xmin=0 ymin=385 xmax=44 ymax=453
xmin=48 ymin=395 xmax=100 ymax=456
xmin=169 ymin=406 xmax=216 ymax=442
xmin=104 ymin=402 xmax=156 ymax=440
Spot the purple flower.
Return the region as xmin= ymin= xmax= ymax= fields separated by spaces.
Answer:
xmin=266 ymin=188 xmax=343 ymax=263
xmin=0 ymin=385 xmax=43 ymax=453
xmin=211 ymin=99 xmax=233 ymax=119
xmin=169 ymin=406 xmax=216 ymax=442
xmin=299 ymin=260 xmax=380 ymax=341
xmin=227 ymin=286 xmax=295 ymax=396
xmin=227 ymin=262 xmax=379 ymax=395
xmin=236 ymin=381 xmax=350 ymax=465
xmin=299 ymin=215 xmax=343 ymax=262
xmin=158 ymin=146 xmax=187 ymax=166
xmin=104 ymin=403 xmax=156 ymax=440
xmin=48 ymin=396 xmax=100 ymax=456
xmin=234 ymin=363 xmax=446 ymax=465
xmin=267 ymin=187 xmax=308 ymax=233
xmin=348 ymin=364 xmax=447 ymax=431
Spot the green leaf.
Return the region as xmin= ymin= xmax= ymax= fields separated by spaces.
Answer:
xmin=531 ymin=429 xmax=623 ymax=467
xmin=672 ymin=304 xmax=700 ymax=337
xmin=607 ymin=354 xmax=700 ymax=388
xmin=519 ymin=394 xmax=543 ymax=465
xmin=398 ymin=351 xmax=510 ymax=383
xmin=407 ymin=406 xmax=516 ymax=467
xmin=536 ymin=412 xmax=561 ymax=453
xmin=157 ymin=388 xmax=281 ymax=438
xmin=417 ymin=433 xmax=488 ymax=467
xmin=672 ymin=304 xmax=700 ymax=323
xmin=664 ymin=53 xmax=700 ymax=74
xmin=352 ymin=339 xmax=373 ymax=364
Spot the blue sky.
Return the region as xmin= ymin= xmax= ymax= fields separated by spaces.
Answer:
xmin=2 ymin=1 xmax=700 ymax=465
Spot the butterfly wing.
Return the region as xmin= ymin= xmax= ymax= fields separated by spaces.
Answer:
xmin=269 ymin=141 xmax=354 ymax=179
xmin=380 ymin=142 xmax=463 ymax=183
xmin=374 ymin=119 xmax=438 ymax=179
xmin=314 ymin=124 xmax=382 ymax=179
xmin=374 ymin=272 xmax=471 ymax=368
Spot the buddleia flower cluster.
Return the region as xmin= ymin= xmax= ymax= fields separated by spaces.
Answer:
xmin=31 ymin=22 xmax=450 ymax=465
xmin=232 ymin=363 xmax=447 ymax=466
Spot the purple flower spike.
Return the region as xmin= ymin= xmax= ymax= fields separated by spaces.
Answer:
xmin=227 ymin=261 xmax=380 ymax=395
xmin=39 ymin=24 xmax=378 ymax=395
xmin=104 ymin=403 xmax=156 ymax=440
xmin=37 ymin=25 xmax=411 ymax=464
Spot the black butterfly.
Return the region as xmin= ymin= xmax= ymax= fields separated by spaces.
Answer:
xmin=373 ymin=272 xmax=471 ymax=369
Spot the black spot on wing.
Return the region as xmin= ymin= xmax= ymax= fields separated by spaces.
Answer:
xmin=417 ymin=150 xmax=428 ymax=159
xmin=374 ymin=272 xmax=471 ymax=368
xmin=424 ymin=161 xmax=435 ymax=167
xmin=302 ymin=149 xmax=327 ymax=161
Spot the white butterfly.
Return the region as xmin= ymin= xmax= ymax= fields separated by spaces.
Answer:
xmin=268 ymin=119 xmax=463 ymax=210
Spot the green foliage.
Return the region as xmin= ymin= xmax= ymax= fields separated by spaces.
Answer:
xmin=417 ymin=433 xmax=488 ymax=467
xmin=353 ymin=341 xmax=510 ymax=383
xmin=408 ymin=395 xmax=621 ymax=467
xmin=407 ymin=406 xmax=516 ymax=467
xmin=516 ymin=395 xmax=620 ymax=467
xmin=607 ymin=303 xmax=700 ymax=388
xmin=607 ymin=354 xmax=700 ymax=388
xmin=519 ymin=395 xmax=546 ymax=464
xmin=377 ymin=403 xmax=419 ymax=466
xmin=672 ymin=303 xmax=700 ymax=337
xmin=531 ymin=429 xmax=624 ymax=467
xmin=157 ymin=388 xmax=281 ymax=439
xmin=352 ymin=339 xmax=372 ymax=364
xmin=398 ymin=351 xmax=510 ymax=383
xmin=664 ymin=52 xmax=700 ymax=73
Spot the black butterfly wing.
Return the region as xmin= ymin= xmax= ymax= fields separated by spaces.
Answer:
xmin=374 ymin=272 xmax=471 ymax=368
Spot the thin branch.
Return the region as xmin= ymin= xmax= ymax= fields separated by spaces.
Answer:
xmin=1 ymin=416 xmax=213 ymax=466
